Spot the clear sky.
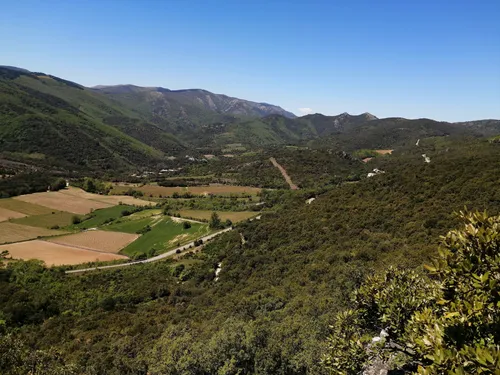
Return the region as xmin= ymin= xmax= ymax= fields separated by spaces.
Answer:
xmin=2 ymin=0 xmax=499 ymax=121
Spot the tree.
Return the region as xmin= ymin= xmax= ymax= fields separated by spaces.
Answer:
xmin=209 ymin=212 xmax=222 ymax=229
xmin=183 ymin=221 xmax=191 ymax=229
xmin=323 ymin=211 xmax=500 ymax=374
xmin=71 ymin=215 xmax=81 ymax=225
xmin=82 ymin=177 xmax=96 ymax=193
xmin=50 ymin=178 xmax=67 ymax=191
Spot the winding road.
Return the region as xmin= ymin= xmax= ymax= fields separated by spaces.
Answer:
xmin=65 ymin=227 xmax=233 ymax=274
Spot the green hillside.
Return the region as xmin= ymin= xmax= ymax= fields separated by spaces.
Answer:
xmin=1 ymin=138 xmax=499 ymax=374
xmin=0 ymin=68 xmax=185 ymax=173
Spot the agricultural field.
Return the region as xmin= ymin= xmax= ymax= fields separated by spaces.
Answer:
xmin=0 ymin=198 xmax=55 ymax=216
xmin=14 ymin=191 xmax=113 ymax=214
xmin=111 ymin=183 xmax=261 ymax=197
xmin=11 ymin=211 xmax=78 ymax=229
xmin=0 ymin=240 xmax=128 ymax=266
xmin=57 ymin=188 xmax=154 ymax=206
xmin=47 ymin=230 xmax=139 ymax=253
xmin=13 ymin=187 xmax=153 ymax=214
xmin=0 ymin=222 xmax=67 ymax=244
xmin=120 ymin=216 xmax=210 ymax=257
xmin=0 ymin=186 xmax=246 ymax=266
xmin=177 ymin=210 xmax=258 ymax=223
xmin=71 ymin=205 xmax=137 ymax=230
xmin=0 ymin=207 xmax=26 ymax=222
xmin=111 ymin=184 xmax=184 ymax=197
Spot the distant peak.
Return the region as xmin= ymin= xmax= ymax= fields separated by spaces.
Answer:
xmin=361 ymin=112 xmax=378 ymax=120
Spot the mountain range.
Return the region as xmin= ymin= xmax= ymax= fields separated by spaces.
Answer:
xmin=1 ymin=65 xmax=499 ymax=173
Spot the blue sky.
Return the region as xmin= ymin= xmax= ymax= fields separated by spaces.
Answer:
xmin=1 ymin=0 xmax=499 ymax=121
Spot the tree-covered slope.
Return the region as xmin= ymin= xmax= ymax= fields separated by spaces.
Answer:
xmin=1 ymin=138 xmax=499 ymax=374
xmin=0 ymin=67 xmax=186 ymax=172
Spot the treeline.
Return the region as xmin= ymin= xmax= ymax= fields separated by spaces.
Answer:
xmin=0 ymin=172 xmax=66 ymax=198
xmin=182 ymin=146 xmax=368 ymax=190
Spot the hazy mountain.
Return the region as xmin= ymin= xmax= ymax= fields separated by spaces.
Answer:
xmin=92 ymin=84 xmax=296 ymax=119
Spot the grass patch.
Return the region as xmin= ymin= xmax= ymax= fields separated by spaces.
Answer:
xmin=70 ymin=205 xmax=134 ymax=230
xmin=12 ymin=211 xmax=78 ymax=229
xmin=120 ymin=217 xmax=210 ymax=257
xmin=103 ymin=216 xmax=158 ymax=234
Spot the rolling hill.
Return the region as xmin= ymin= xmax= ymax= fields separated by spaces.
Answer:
xmin=1 ymin=66 xmax=499 ymax=175
xmin=0 ymin=67 xmax=187 ymax=173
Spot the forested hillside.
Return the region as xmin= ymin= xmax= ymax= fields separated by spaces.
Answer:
xmin=1 ymin=137 xmax=499 ymax=374
xmin=0 ymin=67 xmax=178 ymax=172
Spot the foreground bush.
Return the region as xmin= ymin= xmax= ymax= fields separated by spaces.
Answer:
xmin=323 ymin=211 xmax=500 ymax=374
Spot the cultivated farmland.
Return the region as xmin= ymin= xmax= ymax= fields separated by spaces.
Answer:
xmin=111 ymin=183 xmax=261 ymax=197
xmin=178 ymin=210 xmax=258 ymax=223
xmin=0 ymin=240 xmax=128 ymax=266
xmin=47 ymin=230 xmax=139 ymax=253
xmin=120 ymin=217 xmax=210 ymax=257
xmin=0 ymin=222 xmax=67 ymax=244
xmin=13 ymin=187 xmax=153 ymax=215
xmin=0 ymin=207 xmax=26 ymax=222
xmin=12 ymin=211 xmax=78 ymax=228
xmin=58 ymin=188 xmax=154 ymax=206
xmin=0 ymin=198 xmax=55 ymax=216
xmin=14 ymin=191 xmax=113 ymax=214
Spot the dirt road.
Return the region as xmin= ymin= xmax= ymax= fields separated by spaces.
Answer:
xmin=270 ymin=157 xmax=298 ymax=190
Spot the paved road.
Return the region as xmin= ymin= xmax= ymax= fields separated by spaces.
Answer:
xmin=65 ymin=227 xmax=233 ymax=274
xmin=270 ymin=157 xmax=298 ymax=190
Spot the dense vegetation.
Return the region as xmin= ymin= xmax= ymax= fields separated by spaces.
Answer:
xmin=2 ymin=66 xmax=499 ymax=181
xmin=0 ymin=172 xmax=66 ymax=198
xmin=0 ymin=67 xmax=174 ymax=174
xmin=324 ymin=211 xmax=499 ymax=374
xmin=0 ymin=137 xmax=499 ymax=374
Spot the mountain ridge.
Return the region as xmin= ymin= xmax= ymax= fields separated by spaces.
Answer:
xmin=92 ymin=84 xmax=297 ymax=119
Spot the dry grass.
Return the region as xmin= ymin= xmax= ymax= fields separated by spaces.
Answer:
xmin=112 ymin=184 xmax=261 ymax=197
xmin=112 ymin=185 xmax=184 ymax=197
xmin=0 ymin=198 xmax=55 ymax=215
xmin=57 ymin=187 xmax=153 ymax=207
xmin=47 ymin=230 xmax=139 ymax=253
xmin=0 ymin=222 xmax=66 ymax=244
xmin=374 ymin=149 xmax=393 ymax=155
xmin=0 ymin=207 xmax=26 ymax=222
xmin=188 ymin=184 xmax=261 ymax=196
xmin=14 ymin=191 xmax=113 ymax=214
xmin=0 ymin=240 xmax=128 ymax=267
xmin=178 ymin=210 xmax=258 ymax=223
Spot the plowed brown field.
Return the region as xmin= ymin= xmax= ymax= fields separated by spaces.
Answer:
xmin=0 ymin=222 xmax=66 ymax=244
xmin=0 ymin=240 xmax=128 ymax=266
xmin=14 ymin=191 xmax=113 ymax=214
xmin=47 ymin=230 xmax=139 ymax=253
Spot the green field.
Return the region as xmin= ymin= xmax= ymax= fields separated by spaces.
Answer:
xmin=71 ymin=205 xmax=135 ymax=230
xmin=11 ymin=211 xmax=78 ymax=229
xmin=104 ymin=216 xmax=158 ymax=234
xmin=120 ymin=217 xmax=210 ymax=257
